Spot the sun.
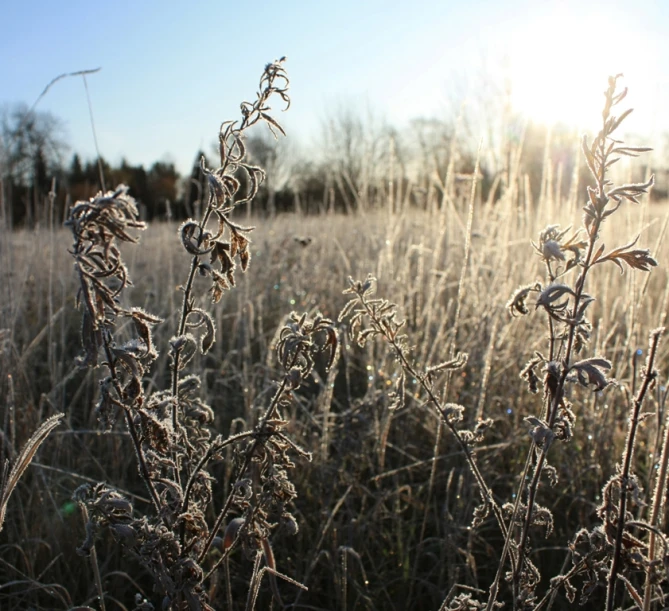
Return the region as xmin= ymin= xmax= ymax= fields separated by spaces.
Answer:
xmin=507 ymin=7 xmax=651 ymax=131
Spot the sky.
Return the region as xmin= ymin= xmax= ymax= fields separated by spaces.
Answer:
xmin=2 ymin=0 xmax=668 ymax=177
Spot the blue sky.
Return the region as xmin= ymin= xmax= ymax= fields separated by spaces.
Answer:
xmin=2 ymin=0 xmax=668 ymax=176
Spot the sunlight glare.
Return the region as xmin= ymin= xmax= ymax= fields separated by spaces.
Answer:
xmin=508 ymin=9 xmax=648 ymax=130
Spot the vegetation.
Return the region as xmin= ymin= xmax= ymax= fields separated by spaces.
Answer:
xmin=0 ymin=62 xmax=668 ymax=610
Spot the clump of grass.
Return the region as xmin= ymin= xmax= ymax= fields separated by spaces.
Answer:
xmin=64 ymin=59 xmax=337 ymax=610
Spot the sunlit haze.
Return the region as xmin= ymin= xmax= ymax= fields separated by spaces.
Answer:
xmin=1 ymin=0 xmax=667 ymax=175
xmin=507 ymin=6 xmax=661 ymax=132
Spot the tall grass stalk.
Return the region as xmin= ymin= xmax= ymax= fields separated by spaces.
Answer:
xmin=643 ymin=388 xmax=669 ymax=610
xmin=607 ymin=328 xmax=663 ymax=610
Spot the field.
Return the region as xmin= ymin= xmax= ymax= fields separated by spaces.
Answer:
xmin=1 ymin=66 xmax=669 ymax=610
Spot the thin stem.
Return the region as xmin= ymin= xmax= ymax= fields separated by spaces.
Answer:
xmin=82 ymin=75 xmax=106 ymax=192
xmin=606 ymin=328 xmax=663 ymax=611
xmin=511 ymin=214 xmax=598 ymax=602
xmin=180 ymin=430 xmax=255 ymax=518
xmin=199 ymin=372 xmax=294 ymax=564
xmin=485 ymin=450 xmax=532 ymax=611
xmin=170 ymin=197 xmax=216 ymax=435
xmin=642 ymin=407 xmax=669 ymax=610
xmin=79 ymin=503 xmax=107 ymax=611
xmin=180 ymin=431 xmax=259 ymax=548
xmin=101 ymin=335 xmax=162 ymax=515
xmin=533 ymin=554 xmax=587 ymax=611
xmin=169 ymin=107 xmax=255 ymax=468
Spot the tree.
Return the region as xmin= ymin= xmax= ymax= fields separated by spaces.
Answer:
xmin=320 ymin=103 xmax=388 ymax=212
xmin=147 ymin=161 xmax=179 ymax=219
xmin=1 ymin=103 xmax=67 ymax=186
xmin=246 ymin=131 xmax=295 ymax=216
xmin=1 ymin=103 xmax=68 ymax=225
xmin=69 ymin=153 xmax=84 ymax=182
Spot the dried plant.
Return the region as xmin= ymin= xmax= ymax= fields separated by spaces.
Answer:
xmin=492 ymin=75 xmax=663 ymax=610
xmin=339 ymin=75 xmax=667 ymax=611
xmin=340 ymin=275 xmax=504 ymax=535
xmin=64 ymin=59 xmax=336 ymax=610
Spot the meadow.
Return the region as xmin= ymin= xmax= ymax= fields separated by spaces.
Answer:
xmin=1 ymin=63 xmax=668 ymax=610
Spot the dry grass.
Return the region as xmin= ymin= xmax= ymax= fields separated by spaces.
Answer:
xmin=1 ymin=69 xmax=669 ymax=610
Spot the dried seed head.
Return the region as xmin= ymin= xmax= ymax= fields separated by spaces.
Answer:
xmin=542 ymin=239 xmax=565 ymax=261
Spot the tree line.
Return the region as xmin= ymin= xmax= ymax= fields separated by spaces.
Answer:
xmin=0 ymin=101 xmax=659 ymax=229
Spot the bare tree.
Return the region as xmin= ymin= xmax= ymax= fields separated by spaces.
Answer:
xmin=320 ymin=102 xmax=388 ymax=212
xmin=0 ymin=103 xmax=68 ymax=226
xmin=1 ymin=103 xmax=68 ymax=186
xmin=246 ymin=130 xmax=295 ymax=216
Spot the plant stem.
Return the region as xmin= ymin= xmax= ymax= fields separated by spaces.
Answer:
xmin=169 ymin=109 xmax=253 ymax=436
xmin=79 ymin=503 xmax=107 ymax=611
xmin=606 ymin=328 xmax=663 ymax=611
xmin=102 ymin=335 xmax=162 ymax=515
xmin=170 ymin=198 xmax=216 ymax=431
xmin=642 ymin=404 xmax=669 ymax=611
xmin=180 ymin=431 xmax=255 ymax=517
xmin=199 ymin=366 xmax=295 ymax=564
